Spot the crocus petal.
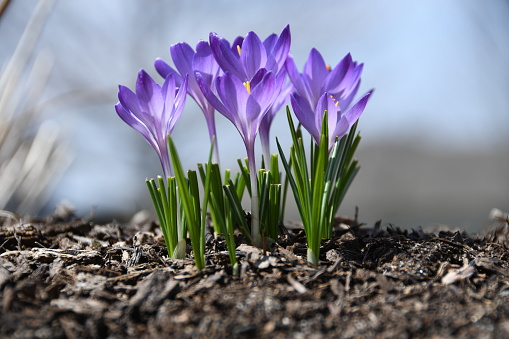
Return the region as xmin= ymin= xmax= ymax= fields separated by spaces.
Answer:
xmin=118 ymin=86 xmax=158 ymax=143
xmin=291 ymin=93 xmax=320 ymax=140
xmin=210 ymin=32 xmax=247 ymax=80
xmin=338 ymin=63 xmax=363 ymax=107
xmin=115 ymin=101 xmax=154 ymax=147
xmin=245 ymin=96 xmax=262 ymax=138
xmin=314 ymin=92 xmax=340 ymax=136
xmin=136 ymin=70 xmax=164 ymax=121
xmin=117 ymin=85 xmax=142 ymax=118
xmin=330 ymin=116 xmax=351 ymax=147
xmin=324 ymin=53 xmax=352 ymax=94
xmin=154 ymin=58 xmax=183 ymax=86
xmin=330 ymin=90 xmax=372 ymax=145
xmin=263 ymin=33 xmax=277 ymax=53
xmin=339 ymin=79 xmax=360 ymax=112
xmin=173 ymin=74 xmax=188 ymax=116
xmin=170 ymin=42 xmax=218 ymax=120
xmin=263 ymin=72 xmax=293 ymax=123
xmin=303 ymin=48 xmax=329 ymax=103
xmin=266 ymin=24 xmax=291 ymax=74
xmin=164 ymin=74 xmax=188 ymax=133
xmin=232 ymin=36 xmax=244 ymax=53
xmin=250 ymin=71 xmax=277 ymax=118
xmin=259 ymin=72 xmax=292 ymax=158
xmin=216 ymin=72 xmax=249 ymax=125
xmin=196 ymin=71 xmax=233 ymax=122
xmin=285 ymin=56 xmax=312 ymax=103
xmin=161 ymin=74 xmax=177 ymax=127
xmin=241 ymin=31 xmax=267 ymax=79
xmin=170 ymin=42 xmax=195 ymax=78
xmin=194 ymin=41 xmax=220 ymax=78
xmin=342 ymin=90 xmax=373 ymax=125
xmin=249 ymin=68 xmax=267 ymax=88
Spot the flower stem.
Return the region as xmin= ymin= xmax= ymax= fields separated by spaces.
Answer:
xmin=247 ymin=143 xmax=261 ymax=247
xmin=205 ymin=115 xmax=220 ymax=164
xmin=260 ymin=131 xmax=271 ymax=168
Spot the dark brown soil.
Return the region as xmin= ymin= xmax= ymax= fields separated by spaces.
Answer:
xmin=1 ymin=210 xmax=509 ymax=339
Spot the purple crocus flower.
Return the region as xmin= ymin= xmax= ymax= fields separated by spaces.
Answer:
xmin=155 ymin=41 xmax=221 ymax=162
xmin=287 ymin=48 xmax=372 ymax=149
xmin=209 ymin=25 xmax=291 ymax=159
xmin=197 ymin=69 xmax=279 ymax=164
xmin=286 ymin=48 xmax=364 ymax=112
xmin=209 ymin=25 xmax=291 ymax=82
xmin=115 ymin=70 xmax=188 ymax=178
xmin=197 ymin=69 xmax=280 ymax=246
xmin=291 ymin=90 xmax=372 ymax=150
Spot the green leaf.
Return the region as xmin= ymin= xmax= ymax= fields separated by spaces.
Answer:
xmin=223 ymin=181 xmax=251 ymax=243
xmin=168 ymin=136 xmax=205 ymax=270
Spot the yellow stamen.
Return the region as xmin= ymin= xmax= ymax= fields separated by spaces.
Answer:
xmin=237 ymin=45 xmax=242 ymax=56
xmin=330 ymin=95 xmax=339 ymax=107
xmin=243 ymin=81 xmax=251 ymax=94
xmin=326 ymin=64 xmax=331 ymax=72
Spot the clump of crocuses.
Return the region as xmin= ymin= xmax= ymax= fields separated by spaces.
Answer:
xmin=115 ymin=25 xmax=373 ymax=270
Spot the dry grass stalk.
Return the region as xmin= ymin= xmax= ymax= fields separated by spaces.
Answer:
xmin=0 ymin=0 xmax=72 ymax=214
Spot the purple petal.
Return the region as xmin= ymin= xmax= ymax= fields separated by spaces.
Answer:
xmin=241 ymin=31 xmax=267 ymax=79
xmin=117 ymin=85 xmax=141 ymax=118
xmin=196 ymin=71 xmax=233 ymax=122
xmin=330 ymin=90 xmax=372 ymax=148
xmin=160 ymin=74 xmax=175 ymax=132
xmin=266 ymin=24 xmax=291 ymax=74
xmin=266 ymin=72 xmax=293 ymax=118
xmin=246 ymin=95 xmax=262 ymax=134
xmin=250 ymin=68 xmax=267 ymax=88
xmin=115 ymin=101 xmax=159 ymax=159
xmin=329 ymin=116 xmax=350 ymax=147
xmin=291 ymin=93 xmax=320 ymax=141
xmin=154 ymin=58 xmax=183 ymax=86
xmin=314 ymin=93 xmax=340 ymax=136
xmin=339 ymin=79 xmax=360 ymax=111
xmin=232 ymin=36 xmax=244 ymax=53
xmin=115 ymin=101 xmax=148 ymax=140
xmin=167 ymin=74 xmax=188 ymax=133
xmin=194 ymin=41 xmax=219 ymax=77
xmin=250 ymin=71 xmax=277 ymax=116
xmin=324 ymin=53 xmax=352 ymax=94
xmin=170 ymin=42 xmax=195 ymax=79
xmin=338 ymin=63 xmax=363 ymax=106
xmin=216 ymin=72 xmax=249 ymax=124
xmin=210 ymin=32 xmax=246 ymax=80
xmin=262 ymin=33 xmax=277 ymax=52
xmin=135 ymin=70 xmax=164 ymax=120
xmin=259 ymin=73 xmax=292 ymax=155
xmin=169 ymin=42 xmax=205 ymax=107
xmin=342 ymin=90 xmax=373 ymax=125
xmin=285 ymin=56 xmax=311 ymax=103
xmin=161 ymin=73 xmax=177 ymax=118
xmin=303 ymin=49 xmax=329 ymax=103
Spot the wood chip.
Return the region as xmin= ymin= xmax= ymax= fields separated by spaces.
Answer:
xmin=287 ymin=274 xmax=307 ymax=294
xmin=442 ymin=263 xmax=475 ymax=285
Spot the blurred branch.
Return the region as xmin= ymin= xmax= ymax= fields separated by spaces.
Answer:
xmin=0 ymin=0 xmax=73 ymax=215
xmin=0 ymin=0 xmax=11 ymax=19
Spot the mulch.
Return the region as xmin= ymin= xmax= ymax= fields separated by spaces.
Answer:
xmin=1 ymin=210 xmax=509 ymax=339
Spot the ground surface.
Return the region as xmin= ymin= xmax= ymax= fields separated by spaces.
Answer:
xmin=1 ymin=210 xmax=509 ymax=339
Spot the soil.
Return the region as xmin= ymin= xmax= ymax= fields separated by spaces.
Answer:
xmin=1 ymin=209 xmax=509 ymax=339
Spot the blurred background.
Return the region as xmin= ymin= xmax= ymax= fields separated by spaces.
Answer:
xmin=1 ymin=0 xmax=507 ymax=232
